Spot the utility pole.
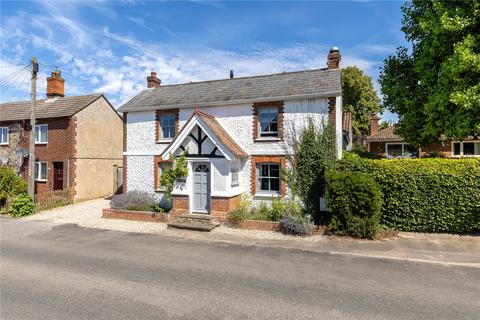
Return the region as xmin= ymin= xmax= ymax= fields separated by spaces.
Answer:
xmin=28 ymin=57 xmax=39 ymax=197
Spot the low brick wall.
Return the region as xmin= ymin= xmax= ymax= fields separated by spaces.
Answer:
xmin=238 ymin=220 xmax=280 ymax=231
xmin=102 ymin=208 xmax=168 ymax=223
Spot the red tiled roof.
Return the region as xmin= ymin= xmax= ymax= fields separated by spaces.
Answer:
xmin=366 ymin=125 xmax=404 ymax=142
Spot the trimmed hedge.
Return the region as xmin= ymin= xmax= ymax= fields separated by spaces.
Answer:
xmin=331 ymin=157 xmax=480 ymax=233
xmin=325 ymin=171 xmax=383 ymax=239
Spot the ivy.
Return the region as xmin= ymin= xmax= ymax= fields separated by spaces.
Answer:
xmin=159 ymin=153 xmax=188 ymax=200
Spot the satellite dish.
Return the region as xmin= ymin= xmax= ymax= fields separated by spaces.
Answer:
xmin=15 ymin=148 xmax=29 ymax=157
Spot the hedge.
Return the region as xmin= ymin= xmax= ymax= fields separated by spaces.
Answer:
xmin=331 ymin=157 xmax=480 ymax=233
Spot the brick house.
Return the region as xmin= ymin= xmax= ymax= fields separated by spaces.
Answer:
xmin=0 ymin=70 xmax=123 ymax=201
xmin=366 ymin=114 xmax=480 ymax=158
xmin=119 ymin=48 xmax=346 ymax=220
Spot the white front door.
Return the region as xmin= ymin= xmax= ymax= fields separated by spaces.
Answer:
xmin=192 ymin=163 xmax=210 ymax=213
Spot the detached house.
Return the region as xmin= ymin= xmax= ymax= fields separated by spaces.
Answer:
xmin=0 ymin=70 xmax=123 ymax=201
xmin=366 ymin=114 xmax=480 ymax=158
xmin=119 ymin=48 xmax=344 ymax=220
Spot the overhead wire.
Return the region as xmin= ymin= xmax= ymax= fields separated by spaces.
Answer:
xmin=8 ymin=69 xmax=31 ymax=102
xmin=0 ymin=67 xmax=31 ymax=95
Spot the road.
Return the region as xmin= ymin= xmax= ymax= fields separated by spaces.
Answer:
xmin=1 ymin=217 xmax=479 ymax=320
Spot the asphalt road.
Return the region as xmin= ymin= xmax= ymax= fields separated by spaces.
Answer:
xmin=1 ymin=218 xmax=479 ymax=320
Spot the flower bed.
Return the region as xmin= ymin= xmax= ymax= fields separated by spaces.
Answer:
xmin=236 ymin=219 xmax=326 ymax=234
xmin=102 ymin=208 xmax=168 ymax=223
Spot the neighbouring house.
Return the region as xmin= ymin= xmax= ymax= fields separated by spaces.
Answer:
xmin=366 ymin=114 xmax=480 ymax=158
xmin=119 ymin=47 xmax=346 ymax=220
xmin=0 ymin=70 xmax=123 ymax=202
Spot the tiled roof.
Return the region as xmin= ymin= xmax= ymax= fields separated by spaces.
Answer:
xmin=0 ymin=94 xmax=103 ymax=122
xmin=366 ymin=125 xmax=404 ymax=142
xmin=118 ymin=68 xmax=341 ymax=112
xmin=196 ymin=111 xmax=248 ymax=158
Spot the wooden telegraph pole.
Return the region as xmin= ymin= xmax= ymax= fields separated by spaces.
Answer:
xmin=28 ymin=57 xmax=39 ymax=197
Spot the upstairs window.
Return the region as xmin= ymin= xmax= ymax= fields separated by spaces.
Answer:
xmin=258 ymin=108 xmax=278 ymax=137
xmin=0 ymin=127 xmax=8 ymax=145
xmin=35 ymin=124 xmax=48 ymax=144
xmin=256 ymin=163 xmax=280 ymax=194
xmin=160 ymin=113 xmax=176 ymax=140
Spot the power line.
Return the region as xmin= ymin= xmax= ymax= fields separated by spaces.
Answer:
xmin=0 ymin=67 xmax=30 ymax=95
xmin=0 ymin=64 xmax=31 ymax=88
xmin=8 ymin=70 xmax=31 ymax=102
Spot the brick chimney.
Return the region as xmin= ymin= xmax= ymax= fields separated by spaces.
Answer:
xmin=147 ymin=72 xmax=161 ymax=88
xmin=327 ymin=47 xmax=341 ymax=69
xmin=370 ymin=114 xmax=381 ymax=136
xmin=46 ymin=70 xmax=65 ymax=98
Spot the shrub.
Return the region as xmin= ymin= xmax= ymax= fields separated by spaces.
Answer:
xmin=325 ymin=171 xmax=383 ymax=239
xmin=284 ymin=118 xmax=336 ymax=219
xmin=279 ymin=215 xmax=314 ymax=236
xmin=9 ymin=194 xmax=35 ymax=217
xmin=227 ymin=194 xmax=252 ymax=227
xmin=111 ymin=191 xmax=167 ymax=212
xmin=332 ymin=158 xmax=480 ymax=233
xmin=0 ymin=166 xmax=27 ymax=206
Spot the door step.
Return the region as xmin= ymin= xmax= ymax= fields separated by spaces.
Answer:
xmin=167 ymin=213 xmax=219 ymax=232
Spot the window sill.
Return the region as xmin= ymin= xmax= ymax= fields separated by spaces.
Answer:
xmin=255 ymin=137 xmax=281 ymax=142
xmin=35 ymin=179 xmax=47 ymax=183
xmin=254 ymin=193 xmax=281 ymax=198
xmin=35 ymin=142 xmax=48 ymax=145
xmin=155 ymin=189 xmax=166 ymax=193
xmin=0 ymin=143 xmax=8 ymax=146
xmin=156 ymin=139 xmax=173 ymax=144
xmin=452 ymin=155 xmax=480 ymax=158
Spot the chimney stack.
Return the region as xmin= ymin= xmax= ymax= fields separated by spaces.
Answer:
xmin=147 ymin=72 xmax=161 ymax=88
xmin=327 ymin=47 xmax=341 ymax=69
xmin=370 ymin=114 xmax=380 ymax=136
xmin=46 ymin=70 xmax=65 ymax=98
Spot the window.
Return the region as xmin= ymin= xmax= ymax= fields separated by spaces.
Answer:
xmin=258 ymin=108 xmax=278 ymax=137
xmin=453 ymin=141 xmax=480 ymax=157
xmin=156 ymin=162 xmax=172 ymax=190
xmin=231 ymin=167 xmax=240 ymax=187
xmin=35 ymin=124 xmax=48 ymax=143
xmin=0 ymin=127 xmax=8 ymax=145
xmin=160 ymin=114 xmax=176 ymax=140
xmin=257 ymin=163 xmax=280 ymax=194
xmin=386 ymin=143 xmax=419 ymax=158
xmin=35 ymin=162 xmax=48 ymax=181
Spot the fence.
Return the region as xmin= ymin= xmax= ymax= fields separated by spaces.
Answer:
xmin=35 ymin=188 xmax=73 ymax=211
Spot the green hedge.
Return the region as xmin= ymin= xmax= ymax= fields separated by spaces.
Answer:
xmin=331 ymin=157 xmax=480 ymax=233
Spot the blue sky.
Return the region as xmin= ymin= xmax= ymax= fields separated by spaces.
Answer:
xmin=0 ymin=0 xmax=407 ymax=121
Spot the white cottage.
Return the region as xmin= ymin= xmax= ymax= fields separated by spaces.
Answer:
xmin=119 ymin=48 xmax=344 ymax=220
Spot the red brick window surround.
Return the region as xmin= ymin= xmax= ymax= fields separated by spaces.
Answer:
xmin=156 ymin=109 xmax=179 ymax=143
xmin=250 ymin=155 xmax=286 ymax=197
xmin=252 ymin=101 xmax=284 ymax=142
xmin=153 ymin=155 xmax=172 ymax=191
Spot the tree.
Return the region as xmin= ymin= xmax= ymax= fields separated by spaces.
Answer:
xmin=341 ymin=66 xmax=382 ymax=136
xmin=379 ymin=1 xmax=480 ymax=147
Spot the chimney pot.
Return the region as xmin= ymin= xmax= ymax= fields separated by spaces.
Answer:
xmin=327 ymin=47 xmax=341 ymax=69
xmin=46 ymin=69 xmax=65 ymax=98
xmin=230 ymin=70 xmax=234 ymax=79
xmin=147 ymin=71 xmax=161 ymax=88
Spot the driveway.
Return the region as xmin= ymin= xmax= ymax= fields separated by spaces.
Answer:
xmin=1 ymin=218 xmax=479 ymax=320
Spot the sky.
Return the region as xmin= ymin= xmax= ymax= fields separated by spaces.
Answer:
xmin=0 ymin=0 xmax=408 ymax=121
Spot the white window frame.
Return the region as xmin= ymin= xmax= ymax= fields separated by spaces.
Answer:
xmin=35 ymin=124 xmax=48 ymax=144
xmin=451 ymin=141 xmax=480 ymax=157
xmin=35 ymin=161 xmax=48 ymax=182
xmin=159 ymin=113 xmax=176 ymax=141
xmin=258 ymin=107 xmax=279 ymax=138
xmin=256 ymin=162 xmax=281 ymax=196
xmin=386 ymin=143 xmax=419 ymax=158
xmin=0 ymin=127 xmax=8 ymax=145
xmin=231 ymin=167 xmax=240 ymax=187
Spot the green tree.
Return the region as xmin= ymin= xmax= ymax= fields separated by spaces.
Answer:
xmin=341 ymin=66 xmax=382 ymax=136
xmin=379 ymin=1 xmax=480 ymax=147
